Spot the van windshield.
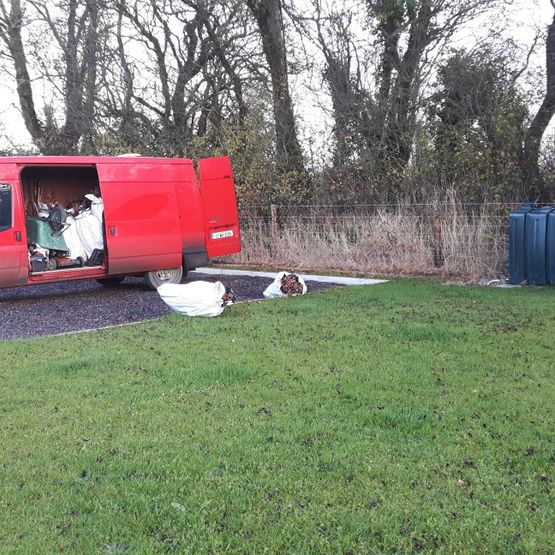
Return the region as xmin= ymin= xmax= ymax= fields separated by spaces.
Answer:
xmin=0 ymin=184 xmax=12 ymax=232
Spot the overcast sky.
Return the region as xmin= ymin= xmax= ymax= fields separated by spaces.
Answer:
xmin=0 ymin=0 xmax=553 ymax=154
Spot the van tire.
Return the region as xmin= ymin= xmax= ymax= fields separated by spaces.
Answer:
xmin=144 ymin=267 xmax=183 ymax=290
xmin=96 ymin=277 xmax=125 ymax=287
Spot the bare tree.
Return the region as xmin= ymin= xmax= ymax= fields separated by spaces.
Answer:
xmin=368 ymin=0 xmax=509 ymax=168
xmin=304 ymin=1 xmax=366 ymax=168
xmin=0 ymin=0 xmax=101 ymax=154
xmin=523 ymin=4 xmax=555 ymax=200
xmin=111 ymin=0 xmax=211 ymax=154
xmin=246 ymin=0 xmax=306 ymax=177
xmin=289 ymin=0 xmax=508 ymax=187
xmin=380 ymin=0 xmax=433 ymax=165
xmin=104 ymin=0 xmax=255 ymax=155
xmin=189 ymin=0 xmax=249 ymax=124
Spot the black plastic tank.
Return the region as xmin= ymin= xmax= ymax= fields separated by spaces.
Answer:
xmin=547 ymin=210 xmax=555 ymax=285
xmin=525 ymin=207 xmax=553 ymax=285
xmin=507 ymin=203 xmax=533 ymax=284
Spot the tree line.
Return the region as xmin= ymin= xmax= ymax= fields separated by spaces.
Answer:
xmin=0 ymin=0 xmax=554 ymax=205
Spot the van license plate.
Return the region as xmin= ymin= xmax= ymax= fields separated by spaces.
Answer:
xmin=211 ymin=230 xmax=234 ymax=240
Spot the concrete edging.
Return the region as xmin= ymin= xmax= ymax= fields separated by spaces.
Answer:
xmin=192 ymin=267 xmax=388 ymax=286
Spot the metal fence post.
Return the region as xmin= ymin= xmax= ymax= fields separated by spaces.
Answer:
xmin=271 ymin=204 xmax=278 ymax=244
xmin=432 ymin=205 xmax=444 ymax=268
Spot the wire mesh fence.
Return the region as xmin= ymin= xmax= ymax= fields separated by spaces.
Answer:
xmin=221 ymin=201 xmax=529 ymax=280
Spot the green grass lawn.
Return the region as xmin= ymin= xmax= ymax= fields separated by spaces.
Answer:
xmin=0 ymin=281 xmax=554 ymax=554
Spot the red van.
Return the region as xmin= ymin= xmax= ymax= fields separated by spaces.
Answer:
xmin=0 ymin=155 xmax=240 ymax=290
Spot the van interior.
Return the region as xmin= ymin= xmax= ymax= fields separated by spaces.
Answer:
xmin=21 ymin=166 xmax=107 ymax=275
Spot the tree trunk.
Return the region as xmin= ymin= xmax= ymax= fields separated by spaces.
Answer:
xmin=60 ymin=0 xmax=82 ymax=153
xmin=385 ymin=0 xmax=432 ymax=166
xmin=523 ymin=11 xmax=555 ymax=201
xmin=80 ymin=0 xmax=99 ymax=154
xmin=246 ymin=0 xmax=305 ymax=177
xmin=0 ymin=0 xmax=44 ymax=150
xmin=374 ymin=1 xmax=403 ymax=121
xmin=324 ymin=56 xmax=354 ymax=168
xmin=0 ymin=0 xmax=101 ymax=154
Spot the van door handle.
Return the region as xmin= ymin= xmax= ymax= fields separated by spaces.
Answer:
xmin=15 ymin=231 xmax=21 ymax=242
xmin=110 ymin=226 xmax=116 ymax=236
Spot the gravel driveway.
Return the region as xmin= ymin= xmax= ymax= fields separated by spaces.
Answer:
xmin=0 ymin=273 xmax=340 ymax=340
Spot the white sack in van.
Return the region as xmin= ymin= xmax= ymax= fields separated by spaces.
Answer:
xmin=86 ymin=194 xmax=104 ymax=221
xmin=62 ymin=215 xmax=87 ymax=260
xmin=158 ymin=281 xmax=229 ymax=317
xmin=74 ymin=196 xmax=104 ymax=259
xmin=263 ymin=271 xmax=307 ymax=298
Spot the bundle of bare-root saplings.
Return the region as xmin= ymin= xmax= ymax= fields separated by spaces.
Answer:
xmin=281 ymin=273 xmax=304 ymax=295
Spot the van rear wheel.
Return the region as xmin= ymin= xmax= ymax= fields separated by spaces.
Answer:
xmin=144 ymin=267 xmax=183 ymax=290
xmin=96 ymin=277 xmax=125 ymax=287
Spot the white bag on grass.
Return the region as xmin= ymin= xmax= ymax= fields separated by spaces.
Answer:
xmin=263 ymin=271 xmax=307 ymax=298
xmin=157 ymin=281 xmax=229 ymax=317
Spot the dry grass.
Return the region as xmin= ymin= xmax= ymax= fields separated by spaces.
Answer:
xmin=224 ymin=200 xmax=509 ymax=281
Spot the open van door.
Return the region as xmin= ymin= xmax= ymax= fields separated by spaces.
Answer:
xmin=96 ymin=163 xmax=183 ymax=274
xmin=199 ymin=157 xmax=241 ymax=258
xmin=0 ymin=182 xmax=26 ymax=287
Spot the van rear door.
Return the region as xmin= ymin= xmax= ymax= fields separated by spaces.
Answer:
xmin=0 ymin=182 xmax=26 ymax=287
xmin=96 ymin=162 xmax=183 ymax=275
xmin=199 ymin=157 xmax=241 ymax=258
